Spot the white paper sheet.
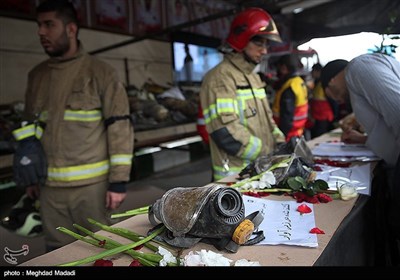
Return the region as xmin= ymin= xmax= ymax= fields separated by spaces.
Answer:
xmin=244 ymin=196 xmax=318 ymax=247
xmin=312 ymin=142 xmax=377 ymax=157
xmin=315 ymin=163 xmax=371 ymax=195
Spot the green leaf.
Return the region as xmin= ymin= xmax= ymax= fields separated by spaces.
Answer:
xmin=305 ymin=188 xmax=317 ymax=196
xmin=286 ymin=177 xmax=303 ymax=190
xmin=294 ymin=176 xmax=306 ymax=186
xmin=313 ymin=179 xmax=329 ymax=191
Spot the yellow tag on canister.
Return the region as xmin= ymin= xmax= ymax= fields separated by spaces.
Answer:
xmin=232 ymin=219 xmax=255 ymax=245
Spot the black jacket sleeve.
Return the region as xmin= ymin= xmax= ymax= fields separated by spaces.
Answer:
xmin=279 ymin=88 xmax=296 ymax=136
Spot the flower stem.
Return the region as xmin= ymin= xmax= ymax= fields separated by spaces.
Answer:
xmin=73 ymin=224 xmax=161 ymax=266
xmin=231 ymin=158 xmax=291 ymax=189
xmin=57 ymin=226 xmax=158 ymax=266
xmin=57 ymin=225 xmax=165 ymax=266
xmin=240 ymin=188 xmax=292 ymax=193
xmin=87 ymin=218 xmax=159 ymax=252
xmin=111 ymin=206 xmax=150 ymax=219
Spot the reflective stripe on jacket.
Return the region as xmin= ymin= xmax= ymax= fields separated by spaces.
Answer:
xmin=23 ymin=45 xmax=134 ymax=187
xmin=272 ymin=76 xmax=308 ymax=141
xmin=200 ymin=52 xmax=278 ymax=180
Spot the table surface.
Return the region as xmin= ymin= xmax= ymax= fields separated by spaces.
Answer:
xmin=21 ymin=130 xmax=369 ymax=267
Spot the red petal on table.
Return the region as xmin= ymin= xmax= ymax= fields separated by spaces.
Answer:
xmin=317 ymin=193 xmax=333 ymax=203
xmin=313 ymin=159 xmax=351 ymax=167
xmin=310 ymin=227 xmax=325 ymax=234
xmin=129 ymin=259 xmax=142 ymax=266
xmin=258 ymin=192 xmax=271 ymax=197
xmin=243 ymin=192 xmax=261 ymax=198
xmin=133 ymin=244 xmax=144 ymax=250
xmin=313 ymin=165 xmax=323 ymax=171
xmin=93 ymin=259 xmax=113 ymax=266
xmin=297 ymin=204 xmax=312 ymax=214
xmin=293 ymin=192 xmax=319 ymax=203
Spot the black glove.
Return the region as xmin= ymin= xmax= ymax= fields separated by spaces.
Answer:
xmin=108 ymin=182 xmax=127 ymax=193
xmin=13 ymin=136 xmax=47 ymax=188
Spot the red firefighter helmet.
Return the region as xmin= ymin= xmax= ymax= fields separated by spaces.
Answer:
xmin=226 ymin=7 xmax=282 ymax=52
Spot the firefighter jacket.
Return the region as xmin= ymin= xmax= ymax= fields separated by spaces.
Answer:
xmin=310 ymin=81 xmax=334 ymax=122
xmin=272 ymin=75 xmax=308 ymax=142
xmin=200 ymin=52 xmax=279 ymax=180
xmin=20 ymin=44 xmax=134 ymax=188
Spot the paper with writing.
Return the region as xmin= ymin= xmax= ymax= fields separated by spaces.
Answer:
xmin=244 ymin=196 xmax=318 ymax=247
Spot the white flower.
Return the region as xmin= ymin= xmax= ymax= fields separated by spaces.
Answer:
xmin=240 ymin=180 xmax=259 ymax=190
xmin=234 ymin=259 xmax=261 ymax=266
xmin=183 ymin=251 xmax=204 ymax=266
xmin=338 ymin=183 xmax=358 ymax=201
xmin=259 ymin=171 xmax=276 ymax=188
xmin=183 ymin=250 xmax=232 ymax=266
xmin=157 ymin=246 xmax=178 ymax=266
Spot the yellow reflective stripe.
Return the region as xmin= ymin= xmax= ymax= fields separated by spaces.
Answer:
xmin=110 ymin=154 xmax=133 ymax=166
xmin=12 ymin=124 xmax=43 ymax=140
xmin=253 ymin=88 xmax=267 ymax=98
xmin=39 ymin=111 xmax=48 ymax=122
xmin=64 ymin=110 xmax=102 ymax=121
xmin=242 ymin=135 xmax=262 ymax=160
xmin=47 ymin=160 xmax=109 ymax=182
xmin=216 ymin=98 xmax=238 ymax=114
xmin=237 ymin=88 xmax=266 ymax=100
xmin=205 ymin=99 xmax=239 ymax=123
xmin=213 ymin=165 xmax=243 ymax=180
xmin=204 ymin=105 xmax=217 ymax=124
xmin=12 ymin=125 xmax=36 ymax=140
xmin=204 ymin=88 xmax=265 ymax=125
xmin=35 ymin=126 xmax=43 ymax=139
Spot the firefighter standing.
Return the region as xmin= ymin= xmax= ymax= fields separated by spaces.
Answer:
xmin=200 ymin=8 xmax=285 ymax=181
xmin=12 ymin=0 xmax=134 ymax=251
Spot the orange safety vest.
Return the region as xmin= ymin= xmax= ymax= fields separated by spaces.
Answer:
xmin=310 ymin=81 xmax=334 ymax=122
xmin=272 ymin=76 xmax=308 ymax=141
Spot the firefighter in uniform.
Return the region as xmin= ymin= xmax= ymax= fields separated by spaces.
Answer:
xmin=272 ymin=55 xmax=309 ymax=142
xmin=12 ymin=0 xmax=134 ymax=250
xmin=200 ymin=8 xmax=285 ymax=181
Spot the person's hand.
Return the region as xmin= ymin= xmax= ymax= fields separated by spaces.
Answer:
xmin=26 ymin=185 xmax=40 ymax=200
xmin=272 ymin=127 xmax=285 ymax=143
xmin=339 ymin=113 xmax=364 ymax=133
xmin=341 ymin=129 xmax=367 ymax=144
xmin=13 ymin=134 xmax=47 ymax=188
xmin=106 ymin=191 xmax=127 ymax=210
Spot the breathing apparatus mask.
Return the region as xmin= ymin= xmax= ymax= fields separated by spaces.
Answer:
xmin=239 ymin=136 xmax=314 ymax=180
xmin=148 ymin=185 xmax=264 ymax=253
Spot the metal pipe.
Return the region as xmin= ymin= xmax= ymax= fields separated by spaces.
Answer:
xmin=89 ymin=8 xmax=239 ymax=55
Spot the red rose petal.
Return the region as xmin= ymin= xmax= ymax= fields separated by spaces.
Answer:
xmin=93 ymin=259 xmax=113 ymax=266
xmin=258 ymin=192 xmax=271 ymax=197
xmin=243 ymin=192 xmax=261 ymax=198
xmin=313 ymin=165 xmax=323 ymax=171
xmin=297 ymin=204 xmax=312 ymax=214
xmin=133 ymin=244 xmax=144 ymax=250
xmin=317 ymin=193 xmax=333 ymax=203
xmin=129 ymin=259 xmax=142 ymax=266
xmin=310 ymin=227 xmax=325 ymax=234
